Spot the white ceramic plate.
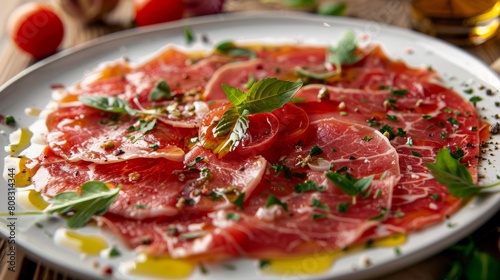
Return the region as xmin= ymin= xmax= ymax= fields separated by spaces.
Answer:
xmin=1 ymin=12 xmax=500 ymax=280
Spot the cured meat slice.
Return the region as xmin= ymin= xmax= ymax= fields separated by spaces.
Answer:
xmin=95 ymin=118 xmax=400 ymax=258
xmin=203 ymin=46 xmax=326 ymax=100
xmin=337 ymin=45 xmax=438 ymax=90
xmin=294 ymin=82 xmax=481 ymax=232
xmin=127 ymin=55 xmax=232 ymax=107
xmin=181 ymin=146 xmax=267 ymax=212
xmin=33 ymin=144 xmax=267 ymax=219
xmin=32 ymin=149 xmax=186 ymax=219
xmin=45 ymin=105 xmax=192 ymax=163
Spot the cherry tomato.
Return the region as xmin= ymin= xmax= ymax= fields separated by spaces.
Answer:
xmin=134 ymin=0 xmax=185 ymax=27
xmin=7 ymin=3 xmax=64 ymax=59
xmin=272 ymin=103 xmax=310 ymax=147
xmin=199 ymin=104 xmax=279 ymax=158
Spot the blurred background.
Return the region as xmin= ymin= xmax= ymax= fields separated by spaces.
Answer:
xmin=1 ymin=0 xmax=500 ymax=280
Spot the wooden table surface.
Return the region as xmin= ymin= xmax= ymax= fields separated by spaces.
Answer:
xmin=1 ymin=0 xmax=500 ymax=279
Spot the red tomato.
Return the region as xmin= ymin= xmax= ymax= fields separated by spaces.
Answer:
xmin=199 ymin=104 xmax=279 ymax=158
xmin=134 ymin=0 xmax=185 ymax=27
xmin=272 ymin=103 xmax=310 ymax=147
xmin=7 ymin=3 xmax=64 ymax=59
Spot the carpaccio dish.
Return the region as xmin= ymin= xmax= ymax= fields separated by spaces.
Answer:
xmin=10 ymin=31 xmax=492 ymax=276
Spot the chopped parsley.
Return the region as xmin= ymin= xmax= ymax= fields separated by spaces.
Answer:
xmin=265 ymin=195 xmax=288 ymax=212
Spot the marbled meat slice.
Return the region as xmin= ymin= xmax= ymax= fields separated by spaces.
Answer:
xmin=94 ymin=117 xmax=400 ymax=258
xmin=45 ymin=105 xmax=192 ymax=163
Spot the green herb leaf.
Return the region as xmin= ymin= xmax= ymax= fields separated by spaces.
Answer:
xmin=469 ymin=96 xmax=483 ymax=107
xmin=337 ymin=202 xmax=350 ymax=213
xmin=211 ymin=108 xmax=250 ymax=157
xmin=187 ymin=156 xmax=206 ymax=167
xmin=425 ymin=148 xmax=500 ymax=198
xmin=79 ymin=96 xmax=136 ymax=115
xmin=311 ymin=198 xmax=329 ymax=210
xmin=5 ymin=115 xmax=15 ymax=125
xmin=149 ymin=79 xmax=171 ymax=101
xmin=368 ymin=207 xmax=388 ymax=220
xmin=44 ymin=181 xmax=121 ymax=228
xmin=390 ymin=89 xmax=408 ymax=96
xmin=282 ymin=0 xmax=316 ymax=8
xmin=326 ymin=172 xmax=374 ymax=204
xmin=265 ymin=195 xmax=288 ymax=212
xmin=259 ymin=260 xmax=271 ymax=269
xmin=317 ymin=2 xmax=347 ymax=16
xmin=309 ymin=145 xmax=323 ymax=157
xmin=226 ymin=212 xmax=241 ymax=221
xmin=294 ymin=180 xmax=326 ymax=193
xmin=179 ymin=231 xmax=207 ymax=240
xmin=327 ymin=31 xmax=362 ymax=74
xmin=215 ymin=41 xmax=256 ymax=58
xmin=184 ymin=26 xmax=194 ymax=45
xmin=202 ymin=78 xmax=302 ymax=157
xmin=236 ymin=78 xmax=303 ymax=114
xmin=232 ymin=192 xmax=246 ymax=210
xmin=294 ymin=67 xmax=337 ymax=80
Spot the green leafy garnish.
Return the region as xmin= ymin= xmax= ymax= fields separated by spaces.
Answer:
xmin=226 ymin=212 xmax=240 ymax=221
xmin=294 ymin=67 xmax=337 ymax=80
xmin=79 ymin=96 xmax=136 ymax=115
xmin=326 ymin=172 xmax=374 ymax=204
xmin=425 ymin=148 xmax=500 ymax=198
xmin=232 ymin=192 xmax=246 ymax=210
xmin=179 ymin=231 xmax=207 ymax=240
xmin=309 ymin=145 xmax=323 ymax=157
xmin=4 ymin=115 xmax=15 ymax=125
xmin=265 ymin=195 xmax=288 ymax=212
xmin=390 ymin=89 xmax=408 ymax=96
xmin=149 ymin=79 xmax=171 ymax=101
xmin=327 ymin=31 xmax=363 ymax=75
xmin=443 ymin=238 xmax=500 ymax=280
xmin=259 ymin=260 xmax=271 ymax=269
xmin=368 ymin=207 xmax=388 ymax=221
xmin=184 ymin=26 xmax=194 ymax=45
xmin=215 ymin=40 xmax=256 ymax=58
xmin=44 ymin=181 xmax=121 ymax=228
xmin=311 ymin=198 xmax=329 ymax=210
xmin=337 ymin=202 xmax=350 ymax=213
xmin=294 ymin=180 xmax=326 ymax=193
xmin=201 ymin=78 xmax=302 ymax=157
xmin=281 ymin=0 xmax=316 ymax=8
xmin=317 ymin=2 xmax=347 ymax=16
xmin=469 ymin=96 xmax=483 ymax=107
xmin=187 ymin=156 xmax=206 ymax=167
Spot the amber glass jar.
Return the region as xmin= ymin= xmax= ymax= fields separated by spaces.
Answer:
xmin=411 ymin=0 xmax=500 ymax=45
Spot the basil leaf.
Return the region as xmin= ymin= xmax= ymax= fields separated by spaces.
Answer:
xmin=326 ymin=172 xmax=374 ymax=203
xmin=79 ymin=96 xmax=136 ymax=115
xmin=239 ymin=78 xmax=303 ymax=114
xmin=465 ymin=250 xmax=500 ymax=280
xmin=221 ymin=85 xmax=247 ymax=108
xmin=327 ymin=31 xmax=363 ymax=74
xmin=215 ymin=40 xmax=256 ymax=58
xmin=212 ymin=108 xmax=250 ymax=157
xmin=149 ymin=79 xmax=171 ymax=101
xmin=202 ymin=78 xmax=303 ymax=157
xmin=425 ymin=149 xmax=480 ymax=198
xmin=44 ymin=181 xmax=121 ymax=228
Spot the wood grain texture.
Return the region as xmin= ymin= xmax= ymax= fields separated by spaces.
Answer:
xmin=1 ymin=1 xmax=499 ymax=280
